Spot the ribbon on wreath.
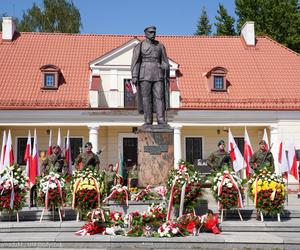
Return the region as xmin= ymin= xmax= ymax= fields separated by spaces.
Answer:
xmin=253 ymin=177 xmax=259 ymax=208
xmin=103 ymin=186 xmax=129 ymax=207
xmin=72 ymin=176 xmax=101 ymax=209
xmin=44 ymin=176 xmax=64 ymax=209
xmin=217 ymin=172 xmax=243 ymax=210
xmin=133 ymin=185 xmax=151 ymax=201
xmin=9 ymin=170 xmax=15 ymax=209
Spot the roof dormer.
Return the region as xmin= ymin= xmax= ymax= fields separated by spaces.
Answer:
xmin=40 ymin=64 xmax=62 ymax=90
xmin=205 ymin=66 xmax=228 ymax=92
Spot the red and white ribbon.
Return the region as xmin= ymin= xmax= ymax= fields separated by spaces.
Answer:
xmin=217 ymin=173 xmax=243 ymax=210
xmin=103 ymin=187 xmax=128 ymax=207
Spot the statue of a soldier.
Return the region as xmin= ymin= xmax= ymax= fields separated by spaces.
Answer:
xmin=41 ymin=145 xmax=67 ymax=176
xmin=131 ymin=26 xmax=170 ymax=127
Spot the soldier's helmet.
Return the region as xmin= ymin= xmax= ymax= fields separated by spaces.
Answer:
xmin=218 ymin=140 xmax=225 ymax=146
xmin=52 ymin=145 xmax=61 ymax=152
xmin=259 ymin=139 xmax=267 ymax=145
xmin=144 ymin=26 xmax=156 ymax=32
xmin=85 ymin=142 xmax=93 ymax=148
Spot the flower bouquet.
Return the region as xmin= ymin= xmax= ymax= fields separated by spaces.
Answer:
xmin=103 ymin=184 xmax=129 ymax=206
xmin=37 ymin=172 xmax=66 ymax=209
xmin=166 ymin=160 xmax=203 ymax=218
xmin=125 ymin=211 xmax=145 ymax=237
xmin=0 ymin=164 xmax=28 ymax=213
xmin=211 ymin=168 xmax=244 ymax=210
xmin=143 ymin=204 xmax=167 ymax=228
xmin=177 ymin=213 xmax=200 ymax=234
xmin=154 ymin=221 xmax=189 ymax=237
xmin=131 ymin=185 xmax=160 ymax=201
xmin=69 ymin=169 xmax=105 ymax=216
xmin=249 ymin=168 xmax=285 ymax=216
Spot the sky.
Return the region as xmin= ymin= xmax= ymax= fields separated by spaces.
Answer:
xmin=0 ymin=0 xmax=236 ymax=35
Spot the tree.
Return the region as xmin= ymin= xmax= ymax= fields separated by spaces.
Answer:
xmin=18 ymin=0 xmax=81 ymax=33
xmin=215 ymin=4 xmax=236 ymax=35
xmin=195 ymin=7 xmax=212 ymax=35
xmin=235 ymin=0 xmax=300 ymax=53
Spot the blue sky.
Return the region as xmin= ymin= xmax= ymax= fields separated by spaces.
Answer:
xmin=0 ymin=0 xmax=236 ymax=35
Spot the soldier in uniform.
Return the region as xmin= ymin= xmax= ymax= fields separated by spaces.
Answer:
xmin=74 ymin=142 xmax=100 ymax=172
xmin=41 ymin=145 xmax=67 ymax=176
xmin=131 ymin=26 xmax=170 ymax=126
xmin=207 ymin=140 xmax=231 ymax=171
xmin=105 ymin=164 xmax=116 ymax=193
xmin=250 ymin=140 xmax=274 ymax=173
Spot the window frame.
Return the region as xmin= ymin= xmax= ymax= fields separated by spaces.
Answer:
xmin=184 ymin=136 xmax=203 ymax=165
xmin=40 ymin=64 xmax=60 ymax=89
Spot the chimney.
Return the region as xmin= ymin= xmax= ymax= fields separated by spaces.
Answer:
xmin=241 ymin=21 xmax=255 ymax=46
xmin=2 ymin=17 xmax=16 ymax=41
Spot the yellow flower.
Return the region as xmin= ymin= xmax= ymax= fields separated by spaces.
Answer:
xmin=257 ymin=179 xmax=263 ymax=186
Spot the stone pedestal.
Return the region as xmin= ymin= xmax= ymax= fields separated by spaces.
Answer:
xmin=137 ymin=126 xmax=174 ymax=187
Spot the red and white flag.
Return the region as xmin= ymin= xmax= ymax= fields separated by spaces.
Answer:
xmin=288 ymin=140 xmax=299 ymax=180
xmin=24 ymin=130 xmax=32 ymax=176
xmin=0 ymin=130 xmax=7 ymax=170
xmin=47 ymin=129 xmax=52 ymax=156
xmin=29 ymin=129 xmax=40 ymax=185
xmin=244 ymin=127 xmax=254 ymax=177
xmin=263 ymin=128 xmax=269 ymax=151
xmin=3 ymin=130 xmax=14 ymax=168
xmin=65 ymin=130 xmax=72 ymax=176
xmin=228 ymin=129 xmax=245 ymax=172
xmin=57 ymin=128 xmax=61 ymax=148
xmin=278 ymin=140 xmax=289 ymax=178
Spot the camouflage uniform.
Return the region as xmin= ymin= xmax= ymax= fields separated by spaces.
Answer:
xmin=249 ymin=149 xmax=274 ymax=173
xmin=41 ymin=153 xmax=67 ymax=176
xmin=74 ymin=152 xmax=100 ymax=172
xmin=207 ymin=149 xmax=230 ymax=171
xmin=105 ymin=170 xmax=116 ymax=192
xmin=128 ymin=168 xmax=138 ymax=187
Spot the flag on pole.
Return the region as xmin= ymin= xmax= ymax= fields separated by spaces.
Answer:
xmin=0 ymin=130 xmax=7 ymax=170
xmin=3 ymin=130 xmax=14 ymax=168
xmin=228 ymin=129 xmax=245 ymax=172
xmin=57 ymin=128 xmax=61 ymax=148
xmin=115 ymin=153 xmax=124 ymax=184
xmin=288 ymin=140 xmax=299 ymax=180
xmin=65 ymin=130 xmax=72 ymax=176
xmin=278 ymin=140 xmax=289 ymax=178
xmin=244 ymin=127 xmax=254 ymax=177
xmin=263 ymin=128 xmax=269 ymax=151
xmin=29 ymin=129 xmax=40 ymax=185
xmin=24 ymin=130 xmax=32 ymax=176
xmin=47 ymin=129 xmax=52 ymax=156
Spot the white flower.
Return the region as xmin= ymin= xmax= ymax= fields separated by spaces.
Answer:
xmin=19 ymin=184 xmax=25 ymax=190
xmin=227 ymin=183 xmax=233 ymax=188
xmin=49 ymin=182 xmax=57 ymax=189
xmin=216 ymin=173 xmax=221 ymax=177
xmin=224 ymin=170 xmax=229 ymax=174
xmin=171 ymin=228 xmax=178 ymax=234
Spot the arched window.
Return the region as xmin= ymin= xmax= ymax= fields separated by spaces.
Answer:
xmin=205 ymin=66 xmax=228 ymax=91
xmin=40 ymin=64 xmax=61 ymax=89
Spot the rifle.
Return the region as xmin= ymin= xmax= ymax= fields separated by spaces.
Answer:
xmin=219 ymin=146 xmax=235 ymax=168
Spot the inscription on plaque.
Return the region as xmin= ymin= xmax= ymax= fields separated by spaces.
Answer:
xmin=144 ymin=145 xmax=168 ymax=155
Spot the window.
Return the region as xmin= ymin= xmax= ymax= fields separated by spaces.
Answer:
xmin=206 ymin=66 xmax=228 ymax=91
xmin=17 ymin=137 xmax=33 ymax=165
xmin=214 ymin=76 xmax=224 ymax=90
xmin=124 ymin=79 xmax=136 ymax=108
xmin=234 ymin=137 xmax=244 ymax=155
xmin=40 ymin=64 xmax=61 ymax=89
xmin=44 ymin=74 xmax=55 ymax=87
xmin=185 ymin=137 xmax=203 ymax=165
xmin=64 ymin=137 xmax=83 ymax=165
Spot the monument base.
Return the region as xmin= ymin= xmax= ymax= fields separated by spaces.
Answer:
xmin=137 ymin=125 xmax=174 ymax=187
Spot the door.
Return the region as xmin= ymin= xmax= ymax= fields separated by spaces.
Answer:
xmin=123 ymin=137 xmax=138 ymax=168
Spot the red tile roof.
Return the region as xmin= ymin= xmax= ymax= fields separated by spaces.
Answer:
xmin=0 ymin=32 xmax=299 ymax=110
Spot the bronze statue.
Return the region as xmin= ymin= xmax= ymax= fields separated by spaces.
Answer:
xmin=131 ymin=26 xmax=170 ymax=127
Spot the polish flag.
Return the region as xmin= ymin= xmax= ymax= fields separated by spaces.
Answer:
xmin=263 ymin=128 xmax=269 ymax=151
xmin=288 ymin=140 xmax=299 ymax=180
xmin=47 ymin=129 xmax=52 ymax=156
xmin=57 ymin=128 xmax=61 ymax=148
xmin=278 ymin=140 xmax=289 ymax=178
xmin=228 ymin=129 xmax=245 ymax=172
xmin=244 ymin=127 xmax=254 ymax=177
xmin=24 ymin=130 xmax=32 ymax=176
xmin=3 ymin=130 xmax=14 ymax=168
xmin=29 ymin=129 xmax=40 ymax=185
xmin=0 ymin=130 xmax=7 ymax=170
xmin=65 ymin=130 xmax=72 ymax=176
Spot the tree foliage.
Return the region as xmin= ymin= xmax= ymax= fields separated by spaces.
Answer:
xmin=215 ymin=4 xmax=236 ymax=35
xmin=18 ymin=0 xmax=81 ymax=33
xmin=235 ymin=0 xmax=300 ymax=52
xmin=195 ymin=7 xmax=212 ymax=35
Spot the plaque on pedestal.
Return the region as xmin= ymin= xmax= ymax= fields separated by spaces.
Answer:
xmin=137 ymin=126 xmax=174 ymax=187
